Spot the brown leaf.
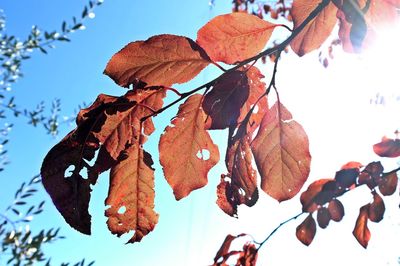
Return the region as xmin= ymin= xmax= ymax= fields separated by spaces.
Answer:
xmin=373 ymin=137 xmax=400 ymax=158
xmin=296 ymin=214 xmax=317 ymax=246
xmin=317 ymin=207 xmax=331 ymax=229
xmin=236 ymin=243 xmax=258 ymax=266
xmin=197 ymin=12 xmax=278 ymax=64
xmin=290 ymin=0 xmax=338 ymax=56
xmin=334 ymin=168 xmax=358 ymax=189
xmin=217 ymin=131 xmax=258 ymax=217
xmin=213 ymin=234 xmax=247 ymax=266
xmin=353 ymin=204 xmax=371 ymax=248
xmin=379 ymin=172 xmax=398 ymax=196
xmin=203 ymin=70 xmax=250 ymax=130
xmin=328 ymin=199 xmax=345 ymax=222
xmin=41 ymin=88 xmax=166 ymax=241
xmin=368 ymin=192 xmax=385 ymax=223
xmin=159 ymin=94 xmax=219 ymax=200
xmin=300 ymin=179 xmax=333 ymax=213
xmin=105 ymin=144 xmax=158 ymax=243
xmin=251 ymin=102 xmax=311 ymax=202
xmin=104 ymin=34 xmax=210 ymax=87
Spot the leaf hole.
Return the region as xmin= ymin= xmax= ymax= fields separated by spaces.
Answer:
xmin=79 ymin=168 xmax=88 ymax=180
xmin=64 ymin=165 xmax=75 ymax=178
xmin=252 ymin=104 xmax=259 ymax=114
xmin=118 ymin=206 xmax=126 ymax=214
xmin=196 ymin=149 xmax=210 ymax=160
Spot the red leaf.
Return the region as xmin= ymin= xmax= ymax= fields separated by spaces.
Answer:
xmin=251 ymin=102 xmax=311 ymax=202
xmin=104 ymin=34 xmax=210 ymax=87
xmin=328 ymin=199 xmax=345 ymax=222
xmin=296 ymin=214 xmax=317 ymax=246
xmin=105 ymin=145 xmax=158 ymax=243
xmin=236 ymin=243 xmax=258 ymax=266
xmin=379 ymin=172 xmax=398 ymax=196
xmin=353 ymin=204 xmax=371 ymax=248
xmin=373 ymin=137 xmax=400 ymax=158
xmin=217 ymin=131 xmax=258 ymax=217
xmin=41 ymin=88 xmax=166 ymax=241
xmin=197 ymin=12 xmax=278 ymax=64
xmin=212 ymin=234 xmax=247 ymax=266
xmin=368 ymin=192 xmax=385 ymax=223
xmin=203 ymin=70 xmax=250 ymax=130
xmin=300 ymin=179 xmax=333 ymax=213
xmin=317 ymin=207 xmax=331 ymax=229
xmin=290 ymin=0 xmax=338 ymax=56
xmin=159 ymin=94 xmax=220 ymax=200
xmin=341 ymin=161 xmax=363 ymax=170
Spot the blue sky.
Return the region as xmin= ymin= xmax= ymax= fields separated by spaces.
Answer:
xmin=1 ymin=0 xmax=399 ymax=265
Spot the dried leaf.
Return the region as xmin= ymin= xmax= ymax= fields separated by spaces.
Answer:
xmin=104 ymin=34 xmax=210 ymax=87
xmin=353 ymin=204 xmax=371 ymax=248
xmin=213 ymin=234 xmax=247 ymax=266
xmin=328 ymin=199 xmax=345 ymax=222
xmin=197 ymin=12 xmax=278 ymax=64
xmin=203 ymin=71 xmax=250 ymax=130
xmin=290 ymin=0 xmax=338 ymax=56
xmin=105 ymin=145 xmax=158 ymax=243
xmin=296 ymin=214 xmax=316 ymax=246
xmin=217 ymin=131 xmax=258 ymax=217
xmin=41 ymin=88 xmax=166 ymax=241
xmin=236 ymin=243 xmax=258 ymax=266
xmin=159 ymin=94 xmax=219 ymax=200
xmin=368 ymin=192 xmax=385 ymax=223
xmin=251 ymin=102 xmax=311 ymax=202
xmin=334 ymin=168 xmax=359 ymax=189
xmin=379 ymin=172 xmax=398 ymax=196
xmin=373 ymin=137 xmax=400 ymax=158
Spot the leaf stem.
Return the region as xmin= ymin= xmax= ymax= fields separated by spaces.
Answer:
xmin=256 ymin=212 xmax=305 ymax=250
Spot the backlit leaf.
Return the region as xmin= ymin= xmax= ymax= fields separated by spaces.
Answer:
xmin=368 ymin=192 xmax=385 ymax=223
xmin=328 ymin=199 xmax=345 ymax=222
xmin=41 ymin=88 xmax=166 ymax=241
xmin=296 ymin=214 xmax=316 ymax=246
xmin=105 ymin=144 xmax=158 ymax=243
xmin=251 ymin=102 xmax=311 ymax=202
xmin=290 ymin=0 xmax=338 ymax=56
xmin=212 ymin=234 xmax=247 ymax=266
xmin=104 ymin=34 xmax=210 ymax=87
xmin=203 ymin=70 xmax=250 ymax=130
xmin=300 ymin=179 xmax=333 ymax=213
xmin=378 ymin=172 xmax=398 ymax=196
xmin=353 ymin=204 xmax=371 ymax=248
xmin=236 ymin=243 xmax=258 ymax=266
xmin=159 ymin=94 xmax=219 ymax=200
xmin=217 ymin=129 xmax=258 ymax=217
xmin=373 ymin=137 xmax=400 ymax=158
xmin=317 ymin=207 xmax=331 ymax=229
xmin=197 ymin=12 xmax=278 ymax=64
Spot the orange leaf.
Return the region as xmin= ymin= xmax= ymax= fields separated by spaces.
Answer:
xmin=41 ymin=88 xmax=166 ymax=240
xmin=328 ymin=199 xmax=345 ymax=222
xmin=217 ymin=131 xmax=258 ymax=217
xmin=373 ymin=137 xmax=400 ymax=158
xmin=379 ymin=172 xmax=398 ymax=196
xmin=353 ymin=204 xmax=371 ymax=248
xmin=197 ymin=13 xmax=278 ymax=64
xmin=104 ymin=34 xmax=210 ymax=87
xmin=159 ymin=94 xmax=219 ymax=200
xmin=105 ymin=144 xmax=158 ymax=243
xmin=296 ymin=214 xmax=316 ymax=246
xmin=236 ymin=66 xmax=268 ymax=133
xmin=212 ymin=234 xmax=247 ymax=266
xmin=368 ymin=192 xmax=385 ymax=223
xmin=290 ymin=0 xmax=338 ymax=56
xmin=251 ymin=102 xmax=311 ymax=202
